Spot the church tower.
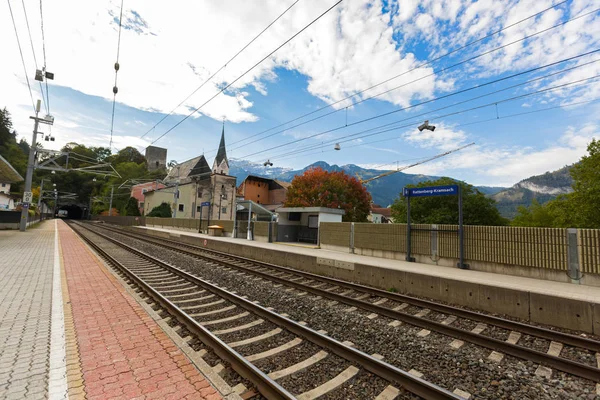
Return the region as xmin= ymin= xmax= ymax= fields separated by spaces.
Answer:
xmin=212 ymin=125 xmax=229 ymax=175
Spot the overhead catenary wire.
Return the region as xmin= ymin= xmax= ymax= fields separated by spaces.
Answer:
xmin=241 ymin=49 xmax=600 ymax=160
xmin=109 ymin=0 xmax=125 ymax=150
xmin=272 ymin=77 xmax=600 ymax=164
xmin=140 ymin=0 xmax=301 ymax=139
xmin=275 ymin=98 xmax=600 ymax=164
xmin=148 ymin=0 xmax=344 ymax=147
xmin=20 ymin=0 xmax=48 ymax=115
xmin=269 ymin=57 xmax=600 ymax=161
xmin=7 ymin=0 xmax=36 ymax=112
xmin=236 ymin=8 xmax=600 ymax=158
xmin=220 ymin=0 xmax=571 ymax=152
xmin=39 ymin=0 xmax=49 ymax=114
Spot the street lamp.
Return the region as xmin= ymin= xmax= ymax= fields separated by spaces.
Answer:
xmin=417 ymin=120 xmax=436 ymax=132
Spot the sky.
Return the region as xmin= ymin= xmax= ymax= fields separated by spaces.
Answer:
xmin=2 ymin=0 xmax=600 ymax=187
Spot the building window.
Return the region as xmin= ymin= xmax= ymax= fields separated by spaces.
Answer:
xmin=257 ymin=194 xmax=260 ymax=198
xmin=196 ymin=206 xmax=201 ymax=212
xmin=198 ymin=189 xmax=202 ymax=197
xmin=140 ymin=202 xmax=144 ymax=209
xmin=221 ymin=207 xmax=227 ymax=214
xmin=142 ymin=188 xmax=147 ymax=194
xmin=178 ymin=204 xmax=184 ymax=212
xmin=1 ymin=183 xmax=5 ymax=187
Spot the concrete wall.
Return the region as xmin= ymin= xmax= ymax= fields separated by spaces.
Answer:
xmin=320 ymin=222 xmax=600 ymax=286
xmin=134 ymin=226 xmax=599 ymax=334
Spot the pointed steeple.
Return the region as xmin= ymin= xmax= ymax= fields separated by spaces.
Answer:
xmin=213 ymin=123 xmax=229 ymax=175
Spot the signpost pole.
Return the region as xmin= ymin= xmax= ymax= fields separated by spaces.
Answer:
xmin=406 ymin=194 xmax=413 ymax=262
xmin=198 ymin=206 xmax=203 ymax=233
xmin=458 ymin=185 xmax=466 ymax=269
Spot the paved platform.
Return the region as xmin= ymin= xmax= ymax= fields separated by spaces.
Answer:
xmin=0 ymin=222 xmax=57 ymax=400
xmin=137 ymin=225 xmax=600 ymax=334
xmin=0 ymin=220 xmax=223 ymax=400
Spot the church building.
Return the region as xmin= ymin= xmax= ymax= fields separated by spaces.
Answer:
xmin=142 ymin=126 xmax=237 ymax=221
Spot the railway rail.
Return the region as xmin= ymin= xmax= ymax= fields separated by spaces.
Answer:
xmin=86 ymin=222 xmax=600 ymax=385
xmin=69 ymin=221 xmax=462 ymax=399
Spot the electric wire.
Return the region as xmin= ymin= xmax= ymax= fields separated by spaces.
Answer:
xmin=277 ymin=98 xmax=600 ymax=164
xmin=237 ymin=8 xmax=600 ymax=158
xmin=140 ymin=0 xmax=301 ymax=139
xmin=39 ymin=0 xmax=49 ymax=114
xmin=270 ymin=58 xmax=600 ymax=160
xmin=21 ymin=0 xmax=48 ymax=114
xmin=148 ymin=0 xmax=343 ymax=147
xmin=222 ymin=0 xmax=570 ymax=151
xmin=109 ymin=0 xmax=124 ymax=150
xmin=271 ymin=77 xmax=600 ymax=162
xmin=7 ymin=0 xmax=36 ymax=112
xmin=241 ymin=49 xmax=600 ymax=160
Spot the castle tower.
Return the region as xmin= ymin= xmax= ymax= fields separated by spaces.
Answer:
xmin=212 ymin=125 xmax=229 ymax=175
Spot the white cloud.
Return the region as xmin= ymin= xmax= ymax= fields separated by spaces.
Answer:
xmin=404 ymin=121 xmax=598 ymax=186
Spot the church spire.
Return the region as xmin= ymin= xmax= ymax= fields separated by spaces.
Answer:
xmin=213 ymin=123 xmax=229 ymax=174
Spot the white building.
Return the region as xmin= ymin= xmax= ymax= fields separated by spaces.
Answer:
xmin=0 ymin=155 xmax=23 ymax=210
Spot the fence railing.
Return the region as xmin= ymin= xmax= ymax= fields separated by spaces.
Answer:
xmin=320 ymin=222 xmax=599 ymax=275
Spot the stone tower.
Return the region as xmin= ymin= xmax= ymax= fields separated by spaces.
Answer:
xmin=212 ymin=126 xmax=229 ymax=175
xmin=145 ymin=146 xmax=167 ymax=171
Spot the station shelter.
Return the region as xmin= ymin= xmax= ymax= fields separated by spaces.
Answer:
xmin=275 ymin=207 xmax=345 ymax=245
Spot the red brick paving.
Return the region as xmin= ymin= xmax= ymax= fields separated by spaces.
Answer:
xmin=58 ymin=221 xmax=221 ymax=400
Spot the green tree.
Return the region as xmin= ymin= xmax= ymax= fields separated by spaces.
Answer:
xmin=284 ymin=167 xmax=372 ymax=222
xmin=391 ymin=177 xmax=508 ymax=226
xmin=511 ymin=139 xmax=600 ymax=228
xmin=124 ymin=197 xmax=141 ymax=216
xmin=147 ymin=202 xmax=172 ymax=217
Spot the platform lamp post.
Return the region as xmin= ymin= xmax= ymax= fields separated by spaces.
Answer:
xmin=20 ymin=99 xmax=54 ymax=231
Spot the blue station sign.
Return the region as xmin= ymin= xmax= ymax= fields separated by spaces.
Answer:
xmin=200 ymin=201 xmax=211 ymax=206
xmin=403 ymin=184 xmax=459 ymax=198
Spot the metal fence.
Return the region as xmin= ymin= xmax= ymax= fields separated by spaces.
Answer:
xmin=320 ymin=222 xmax=598 ymax=274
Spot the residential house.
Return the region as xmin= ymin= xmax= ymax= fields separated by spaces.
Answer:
xmin=0 ymin=155 xmax=24 ymax=210
xmin=236 ymin=175 xmax=290 ymax=212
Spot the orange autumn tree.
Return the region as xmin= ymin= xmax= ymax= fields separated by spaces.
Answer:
xmin=284 ymin=167 xmax=372 ymax=222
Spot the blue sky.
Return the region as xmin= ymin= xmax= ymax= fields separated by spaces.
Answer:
xmin=3 ymin=0 xmax=600 ymax=187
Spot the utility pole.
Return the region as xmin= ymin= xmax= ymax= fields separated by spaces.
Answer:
xmin=108 ymin=186 xmax=114 ymax=216
xmin=21 ymin=100 xmax=53 ymax=231
xmin=37 ymin=178 xmax=45 ymax=221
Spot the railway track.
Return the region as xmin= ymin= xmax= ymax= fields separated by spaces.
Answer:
xmin=87 ymin=222 xmax=600 ymax=386
xmin=69 ymin=221 xmax=462 ymax=399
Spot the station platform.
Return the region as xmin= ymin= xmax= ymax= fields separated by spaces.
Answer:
xmin=135 ymin=225 xmax=600 ymax=335
xmin=0 ymin=220 xmax=223 ymax=400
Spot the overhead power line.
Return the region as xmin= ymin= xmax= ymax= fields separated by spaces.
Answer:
xmin=270 ymin=56 xmax=600 ymax=160
xmin=109 ymin=0 xmax=125 ymax=150
xmin=270 ymin=77 xmax=600 ymax=162
xmin=39 ymin=0 xmax=50 ymax=114
xmin=274 ymin=98 xmax=600 ymax=163
xmin=240 ymin=49 xmax=600 ymax=160
xmin=140 ymin=0 xmax=301 ymax=139
xmin=7 ymin=0 xmax=36 ymax=112
xmin=148 ymin=0 xmax=344 ymax=147
xmin=236 ymin=7 xmax=600 ymax=158
xmin=221 ymin=0 xmax=570 ymax=152
xmin=21 ymin=0 xmax=47 ymax=114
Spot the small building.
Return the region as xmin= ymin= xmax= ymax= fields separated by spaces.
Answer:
xmin=143 ymin=126 xmax=236 ymax=220
xmin=145 ymin=146 xmax=167 ymax=171
xmin=276 ymin=207 xmax=345 ymax=244
xmin=236 ymin=175 xmax=290 ymax=211
xmin=0 ymin=155 xmax=24 ymax=211
xmin=130 ymin=181 xmax=166 ymax=215
xmin=370 ymin=207 xmax=393 ymax=223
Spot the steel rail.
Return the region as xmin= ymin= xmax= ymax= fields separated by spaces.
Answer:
xmin=73 ymin=222 xmax=461 ymax=400
xmin=69 ymin=222 xmax=295 ymax=400
xmin=89 ymin=223 xmax=600 ymax=382
xmin=96 ymin=223 xmax=600 ymax=353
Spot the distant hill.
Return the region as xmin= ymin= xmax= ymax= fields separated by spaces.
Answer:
xmin=229 ymin=159 xmax=506 ymax=207
xmin=491 ymin=165 xmax=573 ymax=218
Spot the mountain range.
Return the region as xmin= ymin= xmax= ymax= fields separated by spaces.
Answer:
xmin=229 ymin=159 xmax=575 ymax=218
